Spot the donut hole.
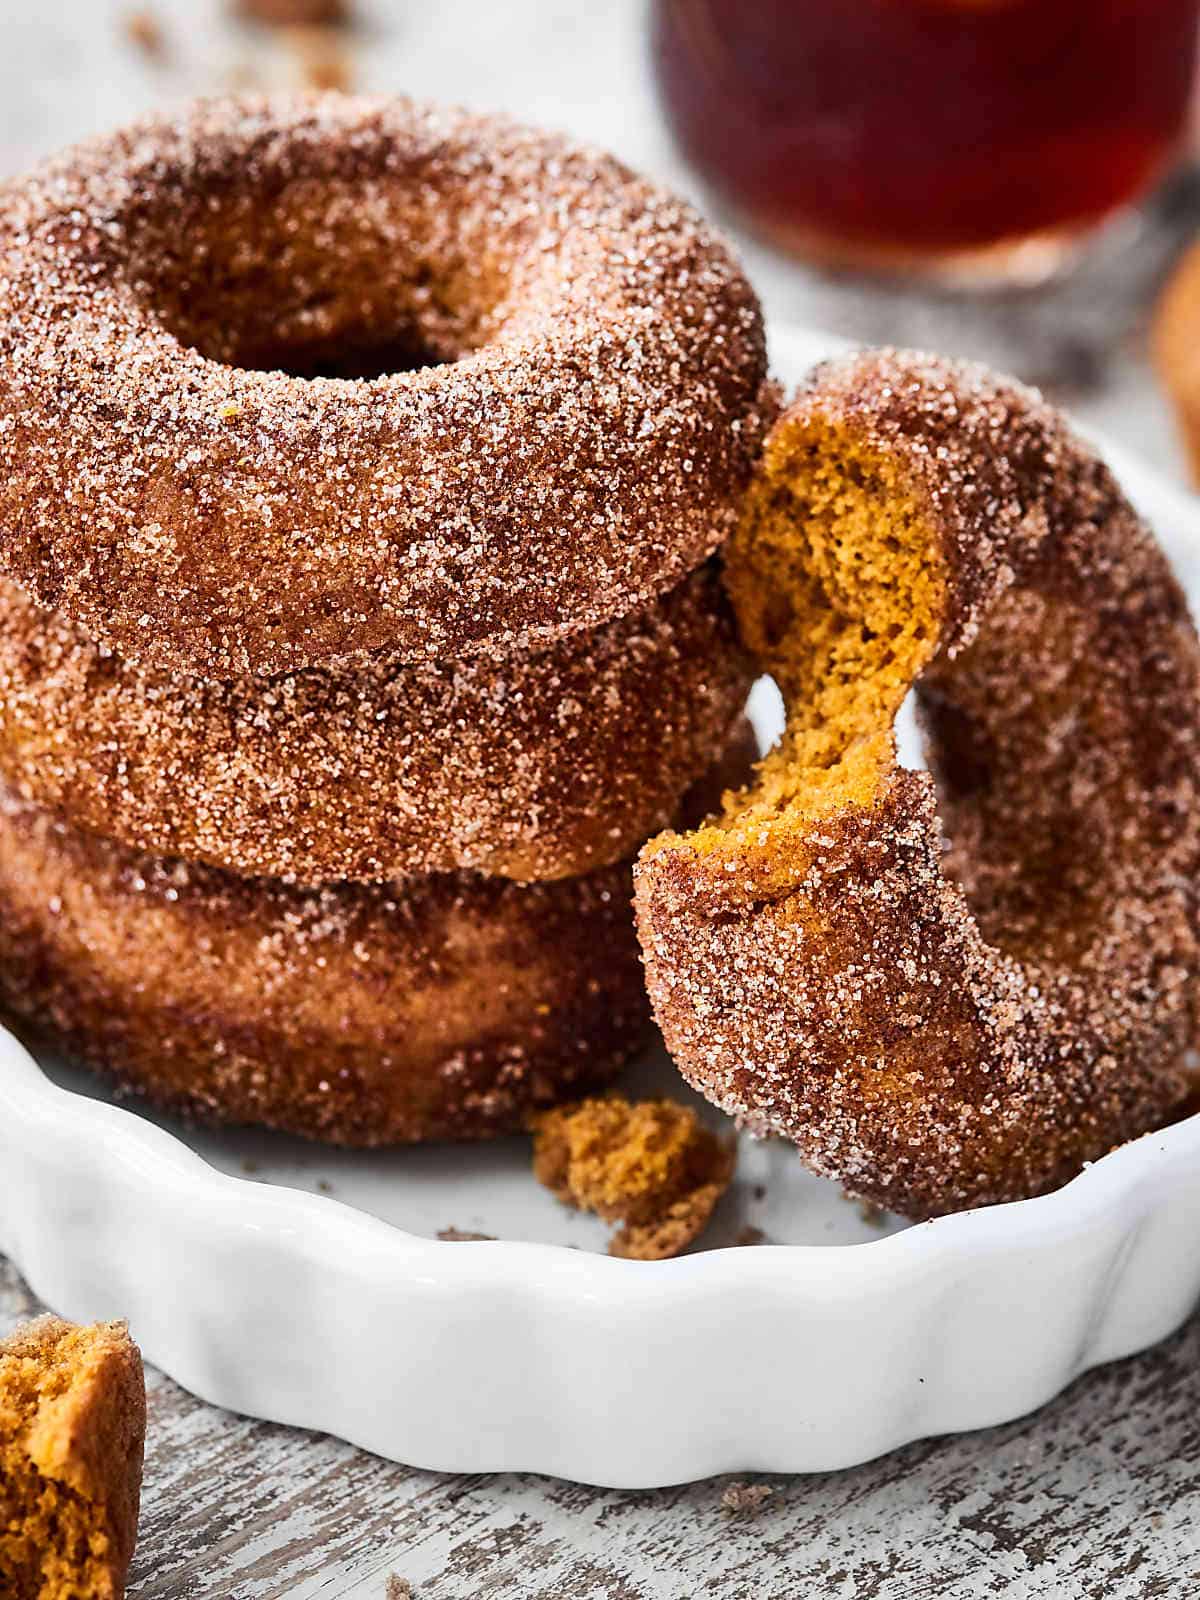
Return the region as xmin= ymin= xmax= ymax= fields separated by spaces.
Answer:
xmin=221 ymin=327 xmax=452 ymax=380
xmin=128 ymin=181 xmax=512 ymax=379
xmin=922 ymin=590 xmax=1135 ymax=962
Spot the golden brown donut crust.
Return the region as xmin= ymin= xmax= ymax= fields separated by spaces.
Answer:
xmin=0 ymin=723 xmax=756 ymax=1146
xmin=0 ymin=95 xmax=772 ymax=679
xmin=636 ymin=349 xmax=1200 ymax=1219
xmin=0 ymin=1316 xmax=145 ymax=1600
xmin=0 ymin=563 xmax=751 ymax=885
xmin=1154 ymin=240 xmax=1200 ymax=484
xmin=0 ymin=785 xmax=653 ymax=1146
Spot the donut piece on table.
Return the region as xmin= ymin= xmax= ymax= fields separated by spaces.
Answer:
xmin=0 ymin=729 xmax=756 ymax=1145
xmin=0 ymin=1316 xmax=145 ymax=1600
xmin=0 ymin=563 xmax=751 ymax=886
xmin=635 ymin=349 xmax=1200 ymax=1219
xmin=0 ymin=95 xmax=772 ymax=679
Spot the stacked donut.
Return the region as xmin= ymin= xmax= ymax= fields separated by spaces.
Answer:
xmin=0 ymin=97 xmax=773 ymax=1144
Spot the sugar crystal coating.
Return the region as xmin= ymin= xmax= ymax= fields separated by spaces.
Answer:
xmin=0 ymin=783 xmax=649 ymax=1145
xmin=636 ymin=348 xmax=1200 ymax=1218
xmin=0 ymin=563 xmax=751 ymax=885
xmin=0 ymin=94 xmax=773 ymax=679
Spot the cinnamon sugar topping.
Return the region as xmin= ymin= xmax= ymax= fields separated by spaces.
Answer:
xmin=636 ymin=348 xmax=1200 ymax=1218
xmin=0 ymin=95 xmax=772 ymax=679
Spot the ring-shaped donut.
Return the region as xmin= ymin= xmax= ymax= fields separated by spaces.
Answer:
xmin=0 ymin=788 xmax=647 ymax=1144
xmin=0 ymin=727 xmax=756 ymax=1145
xmin=0 ymin=95 xmax=772 ymax=678
xmin=0 ymin=563 xmax=750 ymax=884
xmin=635 ymin=349 xmax=1200 ymax=1219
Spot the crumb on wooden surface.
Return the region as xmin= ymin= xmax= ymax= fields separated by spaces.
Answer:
xmin=122 ymin=8 xmax=165 ymax=57
xmin=721 ymin=1482 xmax=775 ymax=1516
xmin=436 ymin=1227 xmax=495 ymax=1243
xmin=384 ymin=1577 xmax=413 ymax=1600
xmin=531 ymin=1097 xmax=735 ymax=1260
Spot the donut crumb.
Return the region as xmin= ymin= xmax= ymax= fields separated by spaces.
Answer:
xmin=0 ymin=1317 xmax=145 ymax=1599
xmin=235 ymin=0 xmax=348 ymax=24
xmin=721 ymin=1482 xmax=774 ymax=1517
xmin=531 ymin=1097 xmax=734 ymax=1259
xmin=122 ymin=8 xmax=165 ymax=58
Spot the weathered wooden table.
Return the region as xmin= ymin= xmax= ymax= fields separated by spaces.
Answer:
xmin=3 ymin=4 xmax=1199 ymax=1594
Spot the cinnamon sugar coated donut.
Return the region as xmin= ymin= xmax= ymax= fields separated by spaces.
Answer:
xmin=0 ymin=732 xmax=755 ymax=1144
xmin=0 ymin=563 xmax=751 ymax=884
xmin=635 ymin=349 xmax=1200 ymax=1219
xmin=0 ymin=786 xmax=647 ymax=1145
xmin=236 ymin=0 xmax=347 ymax=22
xmin=0 ymin=95 xmax=773 ymax=678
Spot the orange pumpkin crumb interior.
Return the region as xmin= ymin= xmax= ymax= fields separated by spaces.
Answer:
xmin=0 ymin=1318 xmax=143 ymax=1600
xmin=652 ymin=419 xmax=946 ymax=871
xmin=530 ymin=1097 xmax=734 ymax=1260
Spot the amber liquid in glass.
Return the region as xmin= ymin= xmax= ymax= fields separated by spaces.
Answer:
xmin=653 ymin=0 xmax=1200 ymax=278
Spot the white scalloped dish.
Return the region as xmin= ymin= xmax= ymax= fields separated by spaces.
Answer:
xmin=1 ymin=324 xmax=1199 ymax=1489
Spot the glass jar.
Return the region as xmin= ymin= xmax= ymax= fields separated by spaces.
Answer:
xmin=652 ymin=0 xmax=1200 ymax=283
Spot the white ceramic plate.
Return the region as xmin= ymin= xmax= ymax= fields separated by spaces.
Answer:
xmin=1 ymin=325 xmax=1199 ymax=1488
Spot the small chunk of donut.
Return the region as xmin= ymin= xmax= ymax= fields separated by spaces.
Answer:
xmin=0 ymin=1316 xmax=145 ymax=1600
xmin=0 ymin=786 xmax=648 ymax=1145
xmin=531 ymin=1097 xmax=735 ymax=1259
xmin=635 ymin=349 xmax=1200 ymax=1219
xmin=0 ymin=96 xmax=772 ymax=678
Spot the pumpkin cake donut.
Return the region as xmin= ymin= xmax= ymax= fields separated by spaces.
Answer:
xmin=0 ymin=786 xmax=647 ymax=1145
xmin=0 ymin=94 xmax=772 ymax=679
xmin=0 ymin=1316 xmax=145 ymax=1600
xmin=635 ymin=348 xmax=1200 ymax=1220
xmin=0 ymin=729 xmax=756 ymax=1145
xmin=0 ymin=563 xmax=752 ymax=885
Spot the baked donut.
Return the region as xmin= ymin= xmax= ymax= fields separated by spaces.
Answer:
xmin=0 ymin=728 xmax=756 ymax=1145
xmin=0 ymin=786 xmax=647 ymax=1145
xmin=635 ymin=349 xmax=1200 ymax=1219
xmin=1154 ymin=240 xmax=1200 ymax=485
xmin=0 ymin=563 xmax=751 ymax=885
xmin=0 ymin=95 xmax=772 ymax=678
